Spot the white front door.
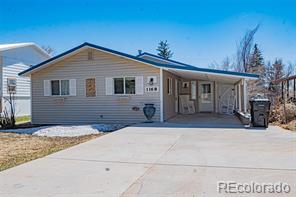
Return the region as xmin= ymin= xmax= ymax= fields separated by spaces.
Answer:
xmin=174 ymin=79 xmax=178 ymax=113
xmin=199 ymin=81 xmax=214 ymax=112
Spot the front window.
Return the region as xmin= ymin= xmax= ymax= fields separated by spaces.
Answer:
xmin=51 ymin=80 xmax=60 ymax=95
xmin=61 ymin=80 xmax=70 ymax=95
xmin=114 ymin=78 xmax=124 ymax=94
xmin=51 ymin=80 xmax=70 ymax=96
xmin=114 ymin=77 xmax=136 ymax=95
xmin=125 ymin=77 xmax=135 ymax=94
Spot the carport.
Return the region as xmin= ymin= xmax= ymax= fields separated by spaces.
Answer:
xmin=161 ymin=66 xmax=259 ymax=122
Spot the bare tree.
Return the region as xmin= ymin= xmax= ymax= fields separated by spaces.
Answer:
xmin=285 ymin=62 xmax=295 ymax=77
xmin=209 ymin=61 xmax=220 ymax=70
xmin=235 ymin=24 xmax=260 ymax=72
xmin=42 ymin=45 xmax=55 ymax=56
xmin=221 ymin=56 xmax=233 ymax=71
xmin=265 ymin=59 xmax=285 ymax=98
xmin=209 ymin=56 xmax=233 ymax=71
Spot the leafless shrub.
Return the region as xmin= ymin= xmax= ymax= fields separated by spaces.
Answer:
xmin=280 ymin=102 xmax=296 ymax=123
xmin=0 ymin=92 xmax=16 ymax=129
xmin=269 ymin=100 xmax=296 ymax=124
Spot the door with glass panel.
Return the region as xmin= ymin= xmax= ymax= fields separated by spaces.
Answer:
xmin=198 ymin=81 xmax=214 ymax=112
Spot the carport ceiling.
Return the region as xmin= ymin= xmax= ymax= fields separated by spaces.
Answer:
xmin=167 ymin=69 xmax=243 ymax=84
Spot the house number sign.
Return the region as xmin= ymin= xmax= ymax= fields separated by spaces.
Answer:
xmin=145 ymin=86 xmax=159 ymax=92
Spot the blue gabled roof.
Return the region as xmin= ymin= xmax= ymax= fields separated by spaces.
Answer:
xmin=19 ymin=42 xmax=259 ymax=79
xmin=160 ymin=64 xmax=259 ymax=78
xmin=19 ymin=42 xmax=162 ymax=76
xmin=139 ymin=52 xmax=259 ymax=78
xmin=137 ymin=52 xmax=198 ymax=69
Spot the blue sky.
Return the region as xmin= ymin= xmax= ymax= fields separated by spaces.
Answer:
xmin=0 ymin=0 xmax=295 ymax=68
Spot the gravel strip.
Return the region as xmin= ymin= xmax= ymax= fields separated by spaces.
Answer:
xmin=1 ymin=124 xmax=126 ymax=137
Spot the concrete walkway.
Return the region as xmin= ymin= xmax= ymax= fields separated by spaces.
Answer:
xmin=167 ymin=113 xmax=244 ymax=128
xmin=0 ymin=124 xmax=295 ymax=196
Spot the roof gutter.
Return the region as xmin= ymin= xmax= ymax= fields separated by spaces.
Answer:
xmin=162 ymin=67 xmax=259 ymax=80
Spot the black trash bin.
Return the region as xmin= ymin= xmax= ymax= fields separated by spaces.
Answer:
xmin=249 ymin=98 xmax=271 ymax=128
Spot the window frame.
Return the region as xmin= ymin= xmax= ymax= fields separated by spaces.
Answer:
xmin=113 ymin=76 xmax=136 ymax=95
xmin=7 ymin=78 xmax=17 ymax=94
xmin=50 ymin=79 xmax=71 ymax=96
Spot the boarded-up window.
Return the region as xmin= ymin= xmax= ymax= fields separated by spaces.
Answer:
xmin=86 ymin=78 xmax=96 ymax=97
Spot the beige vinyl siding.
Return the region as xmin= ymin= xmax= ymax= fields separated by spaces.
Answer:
xmin=163 ymin=70 xmax=178 ymax=120
xmin=31 ymin=49 xmax=160 ymax=124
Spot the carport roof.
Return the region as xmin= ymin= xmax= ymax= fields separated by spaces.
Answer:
xmin=19 ymin=42 xmax=259 ymax=80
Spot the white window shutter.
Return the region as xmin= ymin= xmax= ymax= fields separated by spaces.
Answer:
xmin=136 ymin=76 xmax=144 ymax=95
xmin=69 ymin=79 xmax=76 ymax=96
xmin=44 ymin=80 xmax=50 ymax=96
xmin=105 ymin=77 xmax=113 ymax=95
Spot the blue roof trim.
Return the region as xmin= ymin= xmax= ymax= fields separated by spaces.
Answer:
xmin=160 ymin=64 xmax=259 ymax=78
xmin=138 ymin=52 xmax=197 ymax=69
xmin=19 ymin=42 xmax=259 ymax=79
xmin=19 ymin=42 xmax=169 ymax=76
xmin=138 ymin=52 xmax=259 ymax=78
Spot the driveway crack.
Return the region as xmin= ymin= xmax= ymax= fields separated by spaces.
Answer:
xmin=119 ymin=134 xmax=183 ymax=196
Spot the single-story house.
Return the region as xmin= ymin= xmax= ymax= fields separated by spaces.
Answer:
xmin=19 ymin=42 xmax=258 ymax=124
xmin=0 ymin=43 xmax=50 ymax=117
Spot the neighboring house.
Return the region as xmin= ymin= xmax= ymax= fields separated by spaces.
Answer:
xmin=0 ymin=43 xmax=50 ymax=117
xmin=19 ymin=42 xmax=258 ymax=124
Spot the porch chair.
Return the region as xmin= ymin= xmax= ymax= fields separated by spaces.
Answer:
xmin=179 ymin=95 xmax=196 ymax=114
xmin=219 ymin=87 xmax=236 ymax=115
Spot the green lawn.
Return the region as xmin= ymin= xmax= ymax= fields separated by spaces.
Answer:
xmin=15 ymin=116 xmax=31 ymax=124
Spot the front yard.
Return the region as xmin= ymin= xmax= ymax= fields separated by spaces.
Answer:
xmin=15 ymin=115 xmax=31 ymax=124
xmin=0 ymin=132 xmax=103 ymax=171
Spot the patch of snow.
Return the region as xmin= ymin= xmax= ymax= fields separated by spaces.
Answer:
xmin=1 ymin=124 xmax=125 ymax=137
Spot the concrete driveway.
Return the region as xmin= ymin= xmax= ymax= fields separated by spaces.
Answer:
xmin=0 ymin=124 xmax=295 ymax=196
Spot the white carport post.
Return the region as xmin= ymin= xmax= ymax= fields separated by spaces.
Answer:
xmin=243 ymin=78 xmax=248 ymax=113
xmin=160 ymin=68 xmax=164 ymax=122
xmin=238 ymin=81 xmax=242 ymax=112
